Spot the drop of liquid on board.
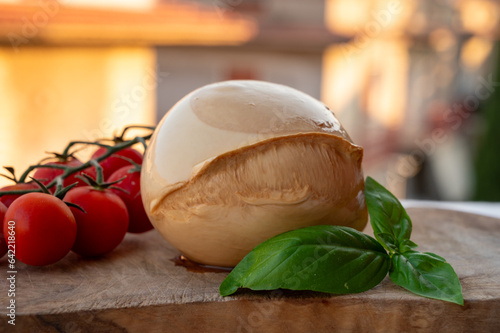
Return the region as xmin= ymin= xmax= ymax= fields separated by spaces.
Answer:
xmin=171 ymin=255 xmax=232 ymax=273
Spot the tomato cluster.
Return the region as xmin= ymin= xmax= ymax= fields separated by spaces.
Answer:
xmin=0 ymin=135 xmax=154 ymax=266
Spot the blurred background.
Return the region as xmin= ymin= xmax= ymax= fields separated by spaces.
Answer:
xmin=0 ymin=0 xmax=498 ymax=201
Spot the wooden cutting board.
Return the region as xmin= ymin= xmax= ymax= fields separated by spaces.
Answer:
xmin=1 ymin=208 xmax=499 ymax=332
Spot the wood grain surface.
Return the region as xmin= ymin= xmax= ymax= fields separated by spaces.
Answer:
xmin=1 ymin=208 xmax=499 ymax=332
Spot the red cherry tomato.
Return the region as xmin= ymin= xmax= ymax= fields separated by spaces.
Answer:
xmin=91 ymin=147 xmax=143 ymax=180
xmin=64 ymin=187 xmax=129 ymax=257
xmin=108 ymin=166 xmax=153 ymax=233
xmin=0 ymin=202 xmax=7 ymax=258
xmin=32 ymin=158 xmax=84 ymax=192
xmin=0 ymin=182 xmax=39 ymax=208
xmin=3 ymin=193 xmax=77 ymax=266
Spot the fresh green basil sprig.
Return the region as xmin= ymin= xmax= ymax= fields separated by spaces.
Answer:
xmin=219 ymin=177 xmax=463 ymax=305
xmin=364 ymin=177 xmax=463 ymax=305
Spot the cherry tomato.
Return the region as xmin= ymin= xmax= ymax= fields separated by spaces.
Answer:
xmin=64 ymin=187 xmax=129 ymax=257
xmin=32 ymin=157 xmax=84 ymax=192
xmin=91 ymin=147 xmax=143 ymax=180
xmin=0 ymin=202 xmax=7 ymax=258
xmin=3 ymin=193 xmax=77 ymax=266
xmin=0 ymin=182 xmax=39 ymax=208
xmin=108 ymin=166 xmax=153 ymax=233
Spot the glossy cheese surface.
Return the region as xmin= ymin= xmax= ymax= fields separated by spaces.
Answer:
xmin=141 ymin=80 xmax=367 ymax=267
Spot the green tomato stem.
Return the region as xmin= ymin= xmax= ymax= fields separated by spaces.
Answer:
xmin=118 ymin=125 xmax=156 ymax=142
xmin=15 ymin=128 xmax=154 ymax=187
xmin=90 ymin=160 xmax=104 ymax=184
xmin=60 ymin=140 xmax=111 ymax=159
xmin=0 ymin=189 xmax=43 ymax=196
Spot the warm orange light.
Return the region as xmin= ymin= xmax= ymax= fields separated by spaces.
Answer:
xmin=461 ymin=36 xmax=494 ymax=69
xmin=0 ymin=47 xmax=156 ymax=188
xmin=67 ymin=0 xmax=155 ymax=11
xmin=325 ymin=0 xmax=369 ymax=35
xmin=459 ymin=0 xmax=499 ymax=35
xmin=322 ymin=39 xmax=408 ymax=132
xmin=321 ymin=44 xmax=368 ymax=113
xmin=325 ymin=0 xmax=412 ymax=36
xmin=0 ymin=2 xmax=257 ymax=47
xmin=0 ymin=0 xmax=155 ymax=9
xmin=366 ymin=40 xmax=408 ymax=128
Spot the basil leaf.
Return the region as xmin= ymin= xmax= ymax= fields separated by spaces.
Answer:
xmin=390 ymin=251 xmax=464 ymax=305
xmin=364 ymin=177 xmax=416 ymax=254
xmin=219 ymin=225 xmax=390 ymax=296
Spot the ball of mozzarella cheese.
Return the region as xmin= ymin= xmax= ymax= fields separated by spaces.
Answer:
xmin=141 ymin=80 xmax=367 ymax=267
